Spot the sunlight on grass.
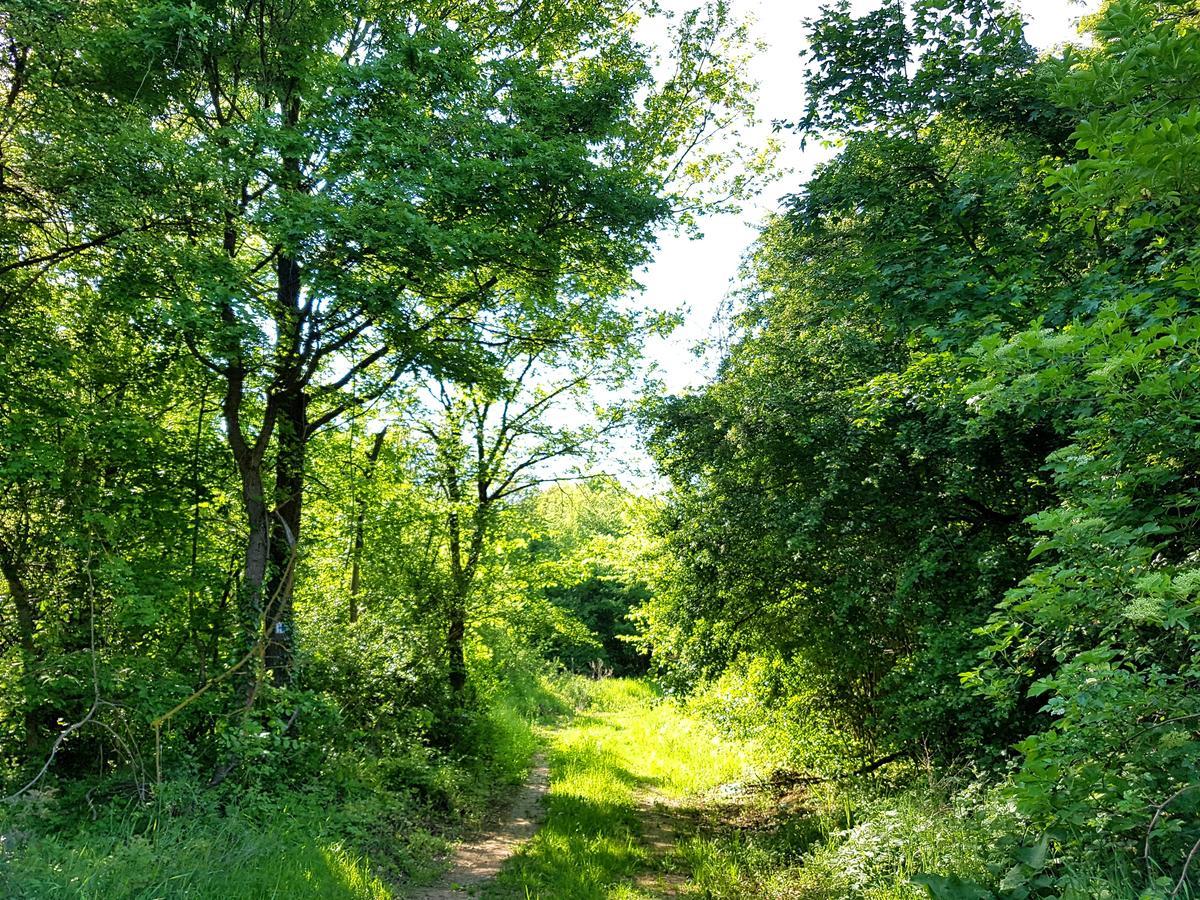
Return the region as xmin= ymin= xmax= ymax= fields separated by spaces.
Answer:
xmin=316 ymin=843 xmax=394 ymax=900
xmin=612 ymin=703 xmax=754 ymax=799
xmin=484 ymin=677 xmax=760 ymax=900
xmin=1 ymin=813 xmax=396 ymax=899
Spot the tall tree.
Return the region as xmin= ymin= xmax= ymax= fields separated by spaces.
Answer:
xmin=413 ymin=303 xmax=655 ymax=697
xmin=25 ymin=0 xmax=761 ymax=693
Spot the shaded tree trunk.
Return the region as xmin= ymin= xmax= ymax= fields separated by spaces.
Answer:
xmin=446 ymin=598 xmax=468 ymax=696
xmin=349 ymin=428 xmax=388 ymax=624
xmin=264 ymin=251 xmax=306 ymax=686
xmin=265 ymin=386 xmax=304 ymax=685
xmin=444 ymin=500 xmax=489 ymax=700
xmin=446 ymin=502 xmax=468 ymax=697
xmin=0 ymin=548 xmax=43 ymax=753
xmin=222 ymin=351 xmax=272 ymax=667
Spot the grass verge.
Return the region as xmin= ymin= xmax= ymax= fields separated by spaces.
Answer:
xmin=0 ymin=680 xmax=549 ymax=899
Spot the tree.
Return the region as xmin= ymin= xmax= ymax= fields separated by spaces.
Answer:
xmin=13 ymin=0 xmax=762 ymax=696
xmin=411 ymin=305 xmax=656 ymax=697
xmin=645 ymin=0 xmax=1077 ymax=756
xmin=965 ymin=1 xmax=1200 ymax=882
xmin=645 ymin=1 xmax=1200 ymax=889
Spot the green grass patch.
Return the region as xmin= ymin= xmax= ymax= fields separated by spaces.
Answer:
xmin=0 ymin=672 xmax=550 ymax=898
xmin=0 ymin=794 xmax=396 ymax=900
xmin=484 ymin=676 xmax=760 ymax=899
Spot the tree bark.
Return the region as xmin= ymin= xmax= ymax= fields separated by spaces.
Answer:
xmin=446 ymin=501 xmax=468 ymax=696
xmin=446 ymin=600 xmax=468 ymax=696
xmin=0 ymin=548 xmax=43 ymax=752
xmin=265 ymin=388 xmax=304 ymax=685
xmin=349 ymin=428 xmax=388 ymax=624
xmin=222 ymin=351 xmax=271 ymax=666
xmin=444 ymin=492 xmax=490 ymax=699
xmin=264 ymin=252 xmax=306 ymax=686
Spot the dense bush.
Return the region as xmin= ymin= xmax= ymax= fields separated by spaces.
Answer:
xmin=643 ymin=0 xmax=1200 ymax=893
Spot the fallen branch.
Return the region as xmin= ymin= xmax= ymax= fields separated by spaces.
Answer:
xmin=758 ymin=750 xmax=910 ymax=791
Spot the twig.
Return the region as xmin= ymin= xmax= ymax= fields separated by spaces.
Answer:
xmin=1146 ymin=784 xmax=1200 ymax=879
xmin=1 ymin=699 xmax=102 ymax=803
xmin=757 ymin=750 xmax=909 ymax=791
xmin=1172 ymin=834 xmax=1200 ymax=898
xmin=3 ymin=547 xmax=101 ymax=803
xmin=151 ymin=541 xmax=299 ymax=786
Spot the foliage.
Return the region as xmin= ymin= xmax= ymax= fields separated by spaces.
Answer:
xmin=643 ymin=0 xmax=1200 ymax=894
xmin=511 ymin=481 xmax=658 ymax=676
xmin=0 ymin=0 xmax=764 ymax=892
xmin=0 ymin=673 xmax=546 ymax=898
xmin=643 ymin=0 xmax=1072 ymax=760
xmin=13 ymin=0 xmax=1200 ymax=895
xmin=962 ymin=1 xmax=1200 ymax=883
xmin=671 ymin=775 xmax=1013 ymax=900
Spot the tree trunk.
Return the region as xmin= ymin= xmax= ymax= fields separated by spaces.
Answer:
xmin=445 ymin=500 xmax=470 ymax=698
xmin=222 ymin=358 xmax=271 ymax=668
xmin=444 ymin=509 xmax=488 ymax=700
xmin=0 ymin=550 xmax=43 ymax=753
xmin=349 ymin=428 xmax=387 ymax=624
xmin=265 ymin=387 xmax=305 ymax=685
xmin=447 ymin=599 xmax=468 ymax=696
xmin=348 ymin=532 xmax=363 ymax=625
xmin=264 ymin=251 xmax=306 ymax=686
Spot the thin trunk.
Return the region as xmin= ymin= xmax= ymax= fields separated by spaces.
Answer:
xmin=446 ymin=502 xmax=468 ymax=696
xmin=348 ymin=533 xmax=362 ymax=624
xmin=444 ymin=490 xmax=489 ymax=699
xmin=187 ymin=382 xmax=208 ymax=660
xmin=239 ymin=472 xmax=271 ymax=656
xmin=446 ymin=603 xmax=467 ymax=695
xmin=224 ymin=367 xmax=271 ymax=660
xmin=216 ymin=202 xmax=273 ymax=669
xmin=349 ymin=428 xmax=387 ymax=624
xmin=0 ymin=550 xmax=42 ymax=752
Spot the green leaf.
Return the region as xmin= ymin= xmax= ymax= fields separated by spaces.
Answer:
xmin=912 ymin=873 xmax=994 ymax=899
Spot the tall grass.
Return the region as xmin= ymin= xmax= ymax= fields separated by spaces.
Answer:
xmin=0 ymin=670 xmax=550 ymax=898
xmin=0 ymin=796 xmax=395 ymax=899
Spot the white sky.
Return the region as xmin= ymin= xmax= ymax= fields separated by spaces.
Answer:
xmin=638 ymin=0 xmax=1100 ymax=396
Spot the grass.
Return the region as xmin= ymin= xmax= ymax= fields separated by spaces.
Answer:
xmin=0 ymin=679 xmax=546 ymax=899
xmin=479 ymin=675 xmax=1008 ymax=900
xmin=3 ymin=674 xmax=1098 ymax=899
xmin=483 ymin=676 xmax=761 ymax=900
xmin=1 ymin=806 xmax=396 ymax=899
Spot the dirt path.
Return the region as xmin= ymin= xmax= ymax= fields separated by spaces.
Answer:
xmin=408 ymin=754 xmax=550 ymax=899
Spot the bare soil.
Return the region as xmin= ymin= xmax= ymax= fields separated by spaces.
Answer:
xmin=407 ymin=754 xmax=550 ymax=899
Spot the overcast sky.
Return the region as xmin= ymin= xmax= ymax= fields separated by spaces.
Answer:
xmin=638 ymin=0 xmax=1100 ymax=396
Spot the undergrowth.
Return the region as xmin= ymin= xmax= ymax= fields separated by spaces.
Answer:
xmin=671 ymin=774 xmax=1007 ymax=900
xmin=677 ymin=675 xmax=1156 ymax=900
xmin=0 ymin=671 xmax=557 ymax=899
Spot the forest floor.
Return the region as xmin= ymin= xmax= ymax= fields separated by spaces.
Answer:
xmin=0 ymin=676 xmax=977 ymax=899
xmin=414 ymin=678 xmax=762 ymax=900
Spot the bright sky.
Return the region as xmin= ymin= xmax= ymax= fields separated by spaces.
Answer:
xmin=639 ymin=0 xmax=1100 ymax=396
